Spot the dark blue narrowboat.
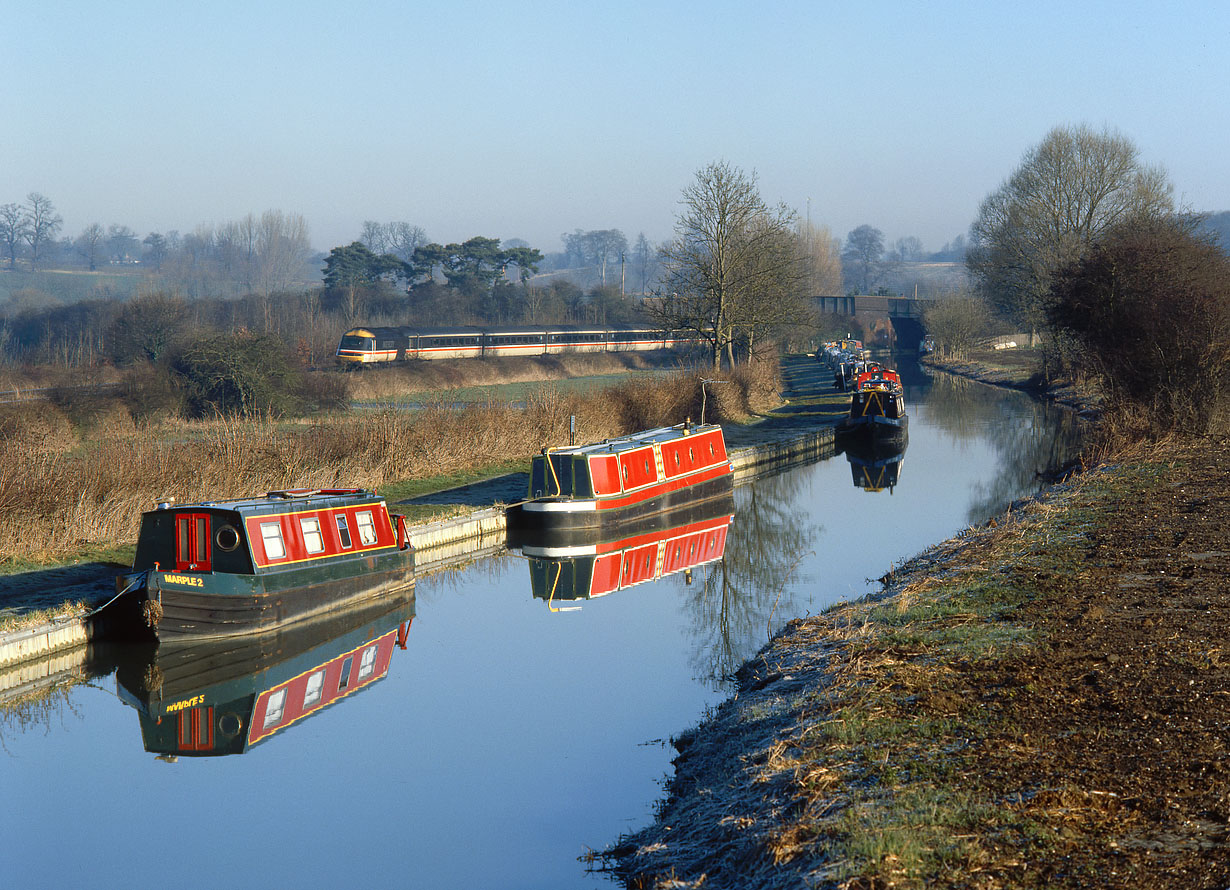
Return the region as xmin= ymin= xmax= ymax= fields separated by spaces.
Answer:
xmin=109 ymin=488 xmax=415 ymax=640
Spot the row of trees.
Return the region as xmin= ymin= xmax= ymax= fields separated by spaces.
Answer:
xmin=957 ymin=122 xmax=1228 ymax=437
xmin=1 ymin=193 xmax=62 ymax=271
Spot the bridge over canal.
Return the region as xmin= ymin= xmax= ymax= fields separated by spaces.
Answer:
xmin=814 ymin=294 xmax=934 ymax=350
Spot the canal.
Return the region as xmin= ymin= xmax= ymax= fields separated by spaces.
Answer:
xmin=1 ymin=365 xmax=1083 ymax=889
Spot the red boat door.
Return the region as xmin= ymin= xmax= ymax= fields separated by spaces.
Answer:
xmin=175 ymin=513 xmax=212 ymax=572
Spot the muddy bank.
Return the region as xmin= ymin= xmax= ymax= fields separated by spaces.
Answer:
xmin=602 ymin=437 xmax=1230 ymax=888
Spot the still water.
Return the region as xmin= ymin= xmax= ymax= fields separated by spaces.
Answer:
xmin=1 ymin=367 xmax=1082 ymax=889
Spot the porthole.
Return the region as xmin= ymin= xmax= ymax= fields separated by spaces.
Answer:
xmin=216 ymin=525 xmax=240 ymax=552
xmin=218 ymin=712 xmax=243 ymax=738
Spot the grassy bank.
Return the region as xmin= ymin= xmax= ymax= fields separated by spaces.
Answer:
xmin=0 ymin=357 xmax=779 ymax=568
xmin=605 ymin=438 xmax=1230 ymax=888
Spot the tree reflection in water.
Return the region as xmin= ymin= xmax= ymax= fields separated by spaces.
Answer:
xmin=919 ymin=371 xmax=1086 ymax=525
xmin=678 ymin=473 xmax=819 ymax=687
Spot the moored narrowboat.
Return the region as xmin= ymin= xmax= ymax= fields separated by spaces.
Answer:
xmin=108 ymin=488 xmax=415 ymax=640
xmin=509 ymin=421 xmax=733 ymax=533
xmin=836 ymin=369 xmax=908 ymax=442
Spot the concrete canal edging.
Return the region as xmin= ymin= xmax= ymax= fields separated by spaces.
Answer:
xmin=0 ymin=428 xmax=835 ymax=670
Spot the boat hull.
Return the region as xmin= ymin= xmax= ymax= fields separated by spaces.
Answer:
xmin=836 ymin=413 xmax=909 ymax=444
xmin=509 ymin=469 xmax=734 ymax=534
xmin=110 ymin=550 xmax=415 ymax=641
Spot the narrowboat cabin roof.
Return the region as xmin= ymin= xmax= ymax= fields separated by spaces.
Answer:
xmin=543 ymin=422 xmax=721 ymax=457
xmin=144 ymin=488 xmax=385 ymax=517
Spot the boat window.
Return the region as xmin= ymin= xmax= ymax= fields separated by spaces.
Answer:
xmin=300 ymin=517 xmax=325 ymax=554
xmin=338 ymin=656 xmax=354 ymax=691
xmin=216 ymin=525 xmax=240 ymax=552
xmin=264 ymin=688 xmax=287 ymax=728
xmin=356 ymin=511 xmax=378 ymax=546
xmin=335 ymin=514 xmax=353 ymax=549
xmin=260 ymin=522 xmax=286 ymax=560
xmin=303 ymin=670 xmax=325 ymax=707
xmin=358 ymin=644 xmax=378 ymax=680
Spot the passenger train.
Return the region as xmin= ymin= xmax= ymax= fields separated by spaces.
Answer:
xmin=335 ymin=325 xmax=694 ymax=363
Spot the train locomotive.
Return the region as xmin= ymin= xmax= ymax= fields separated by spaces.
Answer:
xmin=335 ymin=324 xmax=693 ymax=363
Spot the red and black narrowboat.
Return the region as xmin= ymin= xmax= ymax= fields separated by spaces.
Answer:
xmin=520 ymin=498 xmax=734 ymax=610
xmin=109 ymin=488 xmax=415 ymax=640
xmin=835 ymin=369 xmax=908 ymax=443
xmin=114 ymin=595 xmax=415 ymax=757
xmin=510 ymin=421 xmax=733 ymax=533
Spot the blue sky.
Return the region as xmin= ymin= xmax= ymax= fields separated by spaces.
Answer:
xmin=4 ymin=0 xmax=1227 ymax=254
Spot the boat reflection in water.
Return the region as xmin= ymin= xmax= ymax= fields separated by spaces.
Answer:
xmin=113 ymin=592 xmax=415 ymax=758
xmin=514 ymin=497 xmax=735 ymax=611
xmin=842 ymin=437 xmax=908 ymax=493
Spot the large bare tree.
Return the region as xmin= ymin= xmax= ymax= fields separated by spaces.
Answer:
xmin=0 ymin=203 xmax=27 ymax=270
xmin=22 ymin=192 xmax=62 ymax=271
xmin=655 ymin=161 xmax=808 ymax=368
xmin=966 ymin=124 xmax=1173 ymax=339
xmin=796 ymin=220 xmax=842 ymax=295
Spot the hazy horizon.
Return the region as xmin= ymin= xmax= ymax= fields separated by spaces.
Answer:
xmin=5 ymin=1 xmax=1228 ymax=256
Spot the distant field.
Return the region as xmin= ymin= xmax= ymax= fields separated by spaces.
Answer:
xmin=0 ymin=268 xmax=146 ymax=303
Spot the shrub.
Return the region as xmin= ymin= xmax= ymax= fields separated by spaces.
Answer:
xmin=1047 ymin=216 xmax=1230 ymax=437
xmin=167 ymin=331 xmax=303 ymax=418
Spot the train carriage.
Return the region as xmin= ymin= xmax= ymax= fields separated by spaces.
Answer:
xmin=335 ymin=324 xmax=693 ymax=363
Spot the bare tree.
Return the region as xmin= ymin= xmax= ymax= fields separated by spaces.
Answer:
xmin=23 ymin=193 xmax=62 ymax=271
xmin=106 ymin=224 xmax=139 ymax=263
xmin=841 ymin=224 xmax=886 ymax=293
xmin=656 ymin=161 xmax=806 ymax=368
xmin=256 ymin=210 xmax=312 ymax=297
xmin=75 ymin=223 xmax=106 ymax=270
xmin=796 ymin=220 xmax=842 ymax=295
xmin=0 ymin=203 xmax=27 ymax=270
xmin=967 ymin=123 xmax=1174 ymax=340
xmin=387 ymin=222 xmax=428 ymax=263
xmin=584 ymin=229 xmax=627 ymax=286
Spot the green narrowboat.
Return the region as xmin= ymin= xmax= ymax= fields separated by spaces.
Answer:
xmin=109 ymin=488 xmax=415 ymax=640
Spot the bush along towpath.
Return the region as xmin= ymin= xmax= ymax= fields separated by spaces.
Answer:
xmin=603 ymin=437 xmax=1230 ymax=889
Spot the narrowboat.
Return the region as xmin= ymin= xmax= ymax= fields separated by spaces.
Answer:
xmin=520 ymin=498 xmax=734 ymax=610
xmin=836 ymin=369 xmax=908 ymax=442
xmin=509 ymin=421 xmax=733 ymax=533
xmin=114 ymin=594 xmax=414 ymax=757
xmin=109 ymin=488 xmax=415 ymax=640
